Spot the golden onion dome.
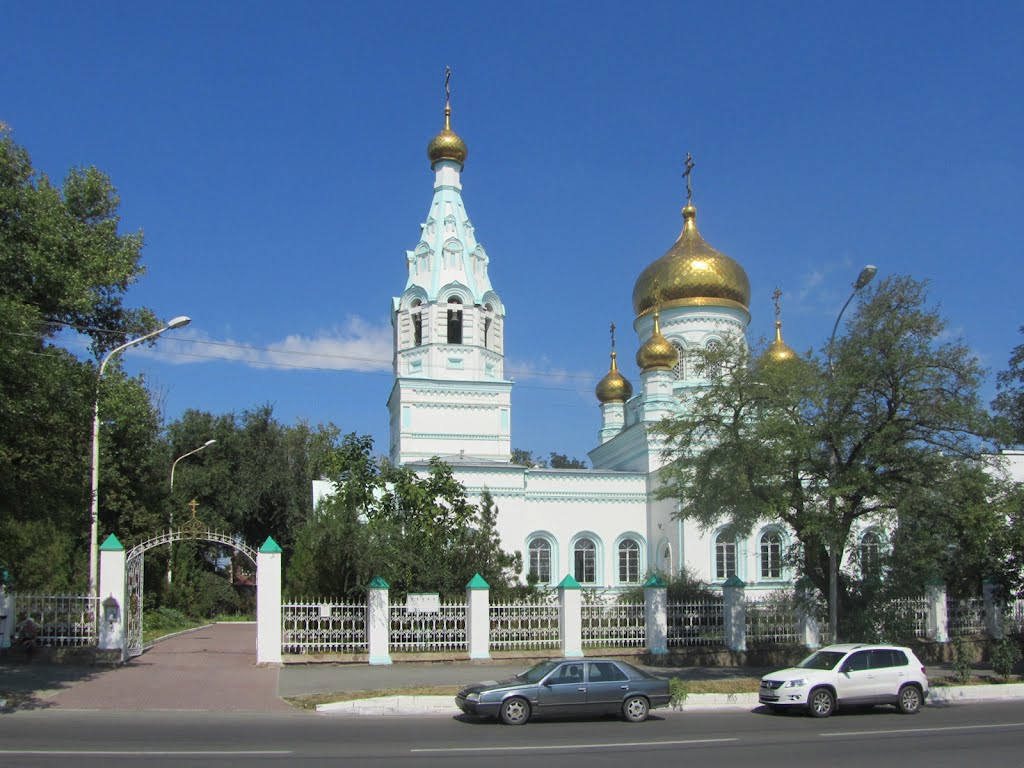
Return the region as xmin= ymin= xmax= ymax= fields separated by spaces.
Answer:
xmin=596 ymin=351 xmax=633 ymax=403
xmin=636 ymin=310 xmax=678 ymax=372
xmin=632 ymin=203 xmax=751 ymax=318
xmin=763 ymin=320 xmax=798 ymax=364
xmin=427 ymin=104 xmax=468 ymax=167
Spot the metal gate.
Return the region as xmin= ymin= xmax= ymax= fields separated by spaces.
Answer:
xmin=125 ymin=550 xmax=144 ymax=658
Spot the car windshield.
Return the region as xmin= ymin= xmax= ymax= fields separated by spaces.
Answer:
xmin=520 ymin=661 xmax=560 ymax=683
xmin=797 ymin=651 xmax=846 ymax=670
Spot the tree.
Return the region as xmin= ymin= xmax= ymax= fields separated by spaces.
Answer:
xmin=655 ymin=276 xmax=994 ymax=634
xmin=994 ymin=326 xmax=1024 ymax=446
xmin=548 ymin=453 xmax=587 ymax=469
xmin=0 ymin=127 xmax=157 ymax=590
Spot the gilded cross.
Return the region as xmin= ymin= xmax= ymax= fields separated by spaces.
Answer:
xmin=188 ymin=498 xmax=199 ymax=521
xmin=683 ymin=153 xmax=695 ymax=203
xmin=772 ymin=287 xmax=782 ymax=323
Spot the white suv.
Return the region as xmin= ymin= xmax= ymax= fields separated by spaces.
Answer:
xmin=759 ymin=643 xmax=929 ymax=717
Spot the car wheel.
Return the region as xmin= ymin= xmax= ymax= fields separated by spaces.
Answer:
xmin=622 ymin=695 xmax=650 ymax=723
xmin=499 ymin=697 xmax=530 ymax=726
xmin=897 ymin=684 xmax=922 ymax=715
xmin=808 ymin=687 xmax=835 ymax=718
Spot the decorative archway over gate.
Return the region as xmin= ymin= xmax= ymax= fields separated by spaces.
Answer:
xmin=123 ymin=530 xmax=257 ymax=658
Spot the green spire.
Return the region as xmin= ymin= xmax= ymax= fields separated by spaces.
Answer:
xmin=466 ymin=573 xmax=490 ymax=590
xmin=259 ymin=536 xmax=282 ymax=553
xmin=99 ymin=534 xmax=124 ymax=551
xmin=557 ymin=574 xmax=581 ymax=589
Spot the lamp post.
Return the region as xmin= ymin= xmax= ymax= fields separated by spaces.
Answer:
xmin=824 ymin=265 xmax=876 ymax=641
xmin=89 ymin=316 xmax=191 ymax=598
xmin=168 ymin=439 xmax=216 ymax=584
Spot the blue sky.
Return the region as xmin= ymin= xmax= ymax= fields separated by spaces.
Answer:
xmin=5 ymin=1 xmax=1022 ymax=463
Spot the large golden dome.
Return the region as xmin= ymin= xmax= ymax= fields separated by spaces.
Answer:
xmin=428 ymin=105 xmax=468 ymax=167
xmin=632 ymin=204 xmax=750 ymax=317
xmin=636 ymin=310 xmax=678 ymax=372
xmin=596 ymin=351 xmax=633 ymax=403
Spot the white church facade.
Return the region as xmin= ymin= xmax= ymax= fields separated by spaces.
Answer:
xmin=379 ymin=84 xmax=795 ymax=598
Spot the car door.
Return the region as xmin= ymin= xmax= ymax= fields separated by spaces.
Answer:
xmin=536 ymin=662 xmax=588 ymax=716
xmin=586 ymin=661 xmax=631 ymax=714
xmin=836 ymin=650 xmax=876 ymax=703
xmin=868 ymin=649 xmax=907 ymax=702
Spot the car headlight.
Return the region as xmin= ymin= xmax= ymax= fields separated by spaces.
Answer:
xmin=782 ymin=679 xmax=807 ymax=688
xmin=466 ymin=692 xmax=480 ymax=701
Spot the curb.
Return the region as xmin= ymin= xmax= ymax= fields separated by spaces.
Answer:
xmin=315 ymin=684 xmax=1024 ymax=716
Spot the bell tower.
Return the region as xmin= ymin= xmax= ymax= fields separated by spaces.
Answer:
xmin=387 ymin=69 xmax=512 ymax=465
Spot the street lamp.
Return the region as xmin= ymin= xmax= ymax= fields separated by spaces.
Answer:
xmin=825 ymin=265 xmax=876 ymax=641
xmin=168 ymin=439 xmax=215 ymax=584
xmin=89 ymin=315 xmax=191 ymax=597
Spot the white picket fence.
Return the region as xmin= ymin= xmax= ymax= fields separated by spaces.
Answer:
xmin=490 ymin=599 xmax=560 ymax=650
xmin=6 ymin=594 xmax=99 ymax=647
xmin=281 ymin=601 xmax=366 ymax=654
xmin=581 ymin=602 xmax=645 ymax=648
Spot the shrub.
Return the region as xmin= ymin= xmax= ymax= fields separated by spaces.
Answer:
xmin=952 ymin=636 xmax=973 ymax=683
xmin=991 ymin=638 xmax=1022 ymax=681
xmin=668 ymin=678 xmax=689 ymax=710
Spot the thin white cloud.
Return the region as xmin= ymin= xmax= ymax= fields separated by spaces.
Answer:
xmin=149 ymin=316 xmax=394 ymax=372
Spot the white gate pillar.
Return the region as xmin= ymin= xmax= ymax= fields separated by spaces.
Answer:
xmin=0 ymin=571 xmax=14 ymax=649
xmin=723 ymin=576 xmax=747 ymax=652
xmin=643 ymin=575 xmax=668 ymax=655
xmin=796 ymin=578 xmax=821 ymax=649
xmin=367 ymin=577 xmax=392 ymax=665
xmin=925 ymin=579 xmax=949 ymax=643
xmin=257 ymin=536 xmax=283 ymax=665
xmin=558 ymin=574 xmax=583 ymax=658
xmin=466 ymin=573 xmax=491 ymax=660
xmin=98 ymin=534 xmax=126 ymax=654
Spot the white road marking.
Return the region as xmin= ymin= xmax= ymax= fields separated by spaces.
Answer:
xmin=412 ymin=737 xmax=737 ymax=753
xmin=822 ymin=722 xmax=1024 ymax=737
xmin=0 ymin=750 xmax=293 ymax=756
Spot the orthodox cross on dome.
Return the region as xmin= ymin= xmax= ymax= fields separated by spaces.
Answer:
xmin=682 ymin=153 xmax=695 ymax=204
xmin=445 ymin=66 xmax=451 ymax=107
xmin=610 ymin=322 xmax=616 ymax=351
xmin=772 ymin=287 xmax=783 ymax=324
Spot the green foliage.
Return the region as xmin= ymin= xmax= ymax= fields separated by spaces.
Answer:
xmin=993 ymin=326 xmax=1024 ymax=446
xmin=0 ymin=129 xmax=157 ymax=589
xmin=617 ymin=566 xmax=717 ymax=603
xmin=952 ymin=636 xmax=974 ymax=683
xmin=668 ymin=678 xmax=689 ymax=710
xmin=144 ymin=607 xmax=191 ymax=632
xmin=510 ymin=449 xmax=588 ymax=469
xmin=654 ymin=276 xmax=995 ymax=636
xmin=991 ymin=637 xmax=1022 ymax=681
xmin=286 ymin=442 xmax=522 ymax=600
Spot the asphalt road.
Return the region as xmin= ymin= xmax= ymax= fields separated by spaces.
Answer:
xmin=2 ymin=701 xmax=1024 ymax=767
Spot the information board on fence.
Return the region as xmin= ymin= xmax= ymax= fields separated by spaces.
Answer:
xmin=407 ymin=593 xmax=440 ymax=613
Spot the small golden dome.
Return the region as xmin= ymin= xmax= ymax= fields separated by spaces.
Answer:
xmin=427 ymin=104 xmax=468 ymax=167
xmin=636 ymin=310 xmax=678 ymax=372
xmin=632 ymin=203 xmax=751 ymax=318
xmin=596 ymin=351 xmax=633 ymax=403
xmin=763 ymin=320 xmax=798 ymax=364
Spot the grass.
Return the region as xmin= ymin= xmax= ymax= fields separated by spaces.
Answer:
xmin=283 ymin=677 xmax=765 ymax=710
xmin=931 ymin=674 xmax=1022 ymax=687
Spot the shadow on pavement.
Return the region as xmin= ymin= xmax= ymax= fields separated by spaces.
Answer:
xmin=0 ymin=660 xmax=107 ymax=713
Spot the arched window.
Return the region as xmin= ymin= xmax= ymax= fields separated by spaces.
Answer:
xmin=705 ymin=339 xmax=723 ymax=378
xmin=447 ymin=297 xmax=463 ymax=344
xmin=760 ymin=531 xmax=782 ymax=579
xmin=715 ymin=529 xmax=737 ymax=580
xmin=860 ymin=530 xmax=882 ymax=575
xmin=574 ymin=538 xmax=597 ymax=584
xmin=528 ymin=538 xmax=551 ymax=584
xmin=410 ymin=299 xmax=423 ymax=347
xmin=618 ymin=538 xmax=640 ymax=584
xmin=672 ymin=342 xmax=687 ymax=380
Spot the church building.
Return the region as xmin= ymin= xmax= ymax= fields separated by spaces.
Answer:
xmin=384 ymin=77 xmax=794 ymax=597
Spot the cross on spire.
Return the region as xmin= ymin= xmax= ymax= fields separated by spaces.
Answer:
xmin=772 ymin=287 xmax=783 ymax=324
xmin=683 ymin=152 xmax=695 ymax=204
xmin=610 ymin=322 xmax=616 ymax=351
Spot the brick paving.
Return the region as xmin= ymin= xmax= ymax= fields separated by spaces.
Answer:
xmin=49 ymin=623 xmax=291 ymax=712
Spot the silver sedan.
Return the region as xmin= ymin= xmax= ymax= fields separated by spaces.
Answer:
xmin=455 ymin=658 xmax=671 ymax=725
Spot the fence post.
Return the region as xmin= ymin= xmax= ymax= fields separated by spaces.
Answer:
xmin=0 ymin=571 xmax=13 ymax=649
xmin=256 ymin=536 xmax=283 ymax=665
xmin=643 ymin=574 xmax=668 ymax=655
xmin=466 ymin=573 xmax=491 ymax=660
xmin=723 ymin=576 xmax=746 ymax=652
xmin=925 ymin=579 xmax=949 ymax=643
xmin=558 ymin=575 xmax=583 ymax=658
xmin=796 ymin=578 xmax=820 ymax=649
xmin=98 ymin=534 xmax=126 ymax=654
xmin=367 ymin=576 xmax=392 ymax=665
xmin=983 ymin=580 xmax=1004 ymax=640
